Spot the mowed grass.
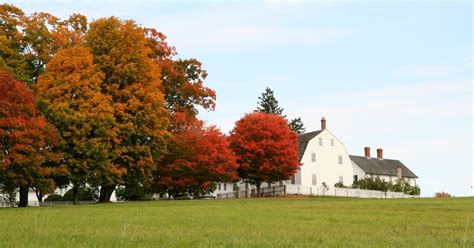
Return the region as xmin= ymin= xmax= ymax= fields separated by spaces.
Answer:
xmin=0 ymin=197 xmax=472 ymax=247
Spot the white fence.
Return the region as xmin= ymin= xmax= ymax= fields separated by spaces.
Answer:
xmin=285 ymin=185 xmax=414 ymax=199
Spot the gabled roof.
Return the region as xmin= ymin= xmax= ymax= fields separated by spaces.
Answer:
xmin=298 ymin=130 xmax=323 ymax=161
xmin=350 ymin=155 xmax=418 ymax=178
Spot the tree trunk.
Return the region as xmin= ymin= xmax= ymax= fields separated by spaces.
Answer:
xmin=72 ymin=184 xmax=79 ymax=205
xmin=19 ymin=186 xmax=29 ymax=207
xmin=34 ymin=188 xmax=44 ymax=202
xmin=98 ymin=184 xmax=115 ymax=203
xmin=256 ymin=182 xmax=261 ymax=197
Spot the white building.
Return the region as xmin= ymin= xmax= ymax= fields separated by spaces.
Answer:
xmin=214 ymin=117 xmax=418 ymax=196
xmin=295 ymin=117 xmax=418 ymax=188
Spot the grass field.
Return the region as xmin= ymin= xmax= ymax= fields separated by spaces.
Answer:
xmin=0 ymin=197 xmax=472 ymax=247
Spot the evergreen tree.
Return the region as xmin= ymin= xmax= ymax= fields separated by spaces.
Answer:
xmin=289 ymin=117 xmax=306 ymax=134
xmin=256 ymin=87 xmax=284 ymax=115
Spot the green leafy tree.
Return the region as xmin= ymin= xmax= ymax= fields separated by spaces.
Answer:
xmin=289 ymin=117 xmax=306 ymax=134
xmin=256 ymin=87 xmax=306 ymax=134
xmin=256 ymin=87 xmax=284 ymax=115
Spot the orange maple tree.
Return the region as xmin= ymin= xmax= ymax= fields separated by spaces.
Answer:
xmin=229 ymin=112 xmax=300 ymax=195
xmin=36 ymin=46 xmax=116 ymax=204
xmin=85 ymin=17 xmax=170 ymax=202
xmin=0 ymin=71 xmax=61 ymax=207
xmin=144 ymin=28 xmax=216 ymax=132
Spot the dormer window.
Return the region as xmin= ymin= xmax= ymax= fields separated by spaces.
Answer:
xmin=311 ymin=153 xmax=316 ymax=162
xmin=319 ymin=138 xmax=323 ymax=146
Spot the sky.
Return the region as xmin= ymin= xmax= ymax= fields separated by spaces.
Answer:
xmin=6 ymin=0 xmax=472 ymax=197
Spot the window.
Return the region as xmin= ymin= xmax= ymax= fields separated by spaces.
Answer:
xmin=224 ymin=183 xmax=227 ymax=190
xmin=311 ymin=153 xmax=316 ymax=162
xmin=389 ymin=176 xmax=393 ymax=183
xmin=291 ymin=175 xmax=296 ymax=184
xmin=312 ymin=174 xmax=317 ymax=185
xmin=339 ymin=176 xmax=343 ymax=183
xmin=218 ymin=183 xmax=221 ymax=190
xmin=353 ymin=175 xmax=358 ymax=183
xmin=319 ymin=138 xmax=323 ymax=146
xmin=331 ymin=139 xmax=334 ymax=146
xmin=338 ymin=155 xmax=343 ymax=164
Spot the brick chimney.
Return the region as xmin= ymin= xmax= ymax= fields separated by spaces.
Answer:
xmin=396 ymin=166 xmax=402 ymax=180
xmin=364 ymin=147 xmax=371 ymax=158
xmin=376 ymin=148 xmax=383 ymax=159
xmin=321 ymin=117 xmax=326 ymax=130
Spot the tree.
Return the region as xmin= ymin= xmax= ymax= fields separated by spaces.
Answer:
xmin=152 ymin=122 xmax=238 ymax=198
xmin=229 ymin=112 xmax=300 ymax=195
xmin=256 ymin=87 xmax=284 ymax=115
xmin=144 ymin=28 xmax=216 ymax=132
xmin=288 ymin=117 xmax=306 ymax=134
xmin=36 ymin=46 xmax=115 ymax=204
xmin=85 ymin=17 xmax=169 ymax=202
xmin=0 ymin=71 xmax=60 ymax=207
xmin=0 ymin=4 xmax=88 ymax=85
xmin=0 ymin=4 xmax=31 ymax=83
xmin=22 ymin=11 xmax=87 ymax=85
xmin=256 ymin=87 xmax=306 ymax=134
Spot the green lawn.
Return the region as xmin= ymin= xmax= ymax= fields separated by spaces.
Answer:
xmin=0 ymin=197 xmax=472 ymax=247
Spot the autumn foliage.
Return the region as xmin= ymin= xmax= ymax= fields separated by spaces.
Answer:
xmin=84 ymin=17 xmax=171 ymax=202
xmin=0 ymin=71 xmax=60 ymax=207
xmin=36 ymin=46 xmax=115 ymax=204
xmin=153 ymin=123 xmax=238 ymax=197
xmin=0 ymin=3 xmax=309 ymax=205
xmin=229 ymin=112 xmax=300 ymax=193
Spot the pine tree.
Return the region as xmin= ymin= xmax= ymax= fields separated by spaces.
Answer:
xmin=256 ymin=87 xmax=284 ymax=115
xmin=289 ymin=117 xmax=306 ymax=134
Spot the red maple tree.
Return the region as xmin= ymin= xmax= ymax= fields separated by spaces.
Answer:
xmin=0 ymin=71 xmax=60 ymax=207
xmin=153 ymin=122 xmax=238 ymax=197
xmin=229 ymin=112 xmax=300 ymax=194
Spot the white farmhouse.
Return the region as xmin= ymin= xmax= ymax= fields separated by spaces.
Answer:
xmin=214 ymin=117 xmax=418 ymax=197
xmin=350 ymin=147 xmax=418 ymax=186
xmin=293 ymin=117 xmax=418 ymax=188
xmin=292 ymin=117 xmax=354 ymax=187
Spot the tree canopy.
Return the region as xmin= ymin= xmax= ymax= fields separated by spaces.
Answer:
xmin=152 ymin=122 xmax=238 ymax=198
xmin=0 ymin=71 xmax=61 ymax=207
xmin=36 ymin=46 xmax=115 ymax=204
xmin=229 ymin=112 xmax=300 ymax=194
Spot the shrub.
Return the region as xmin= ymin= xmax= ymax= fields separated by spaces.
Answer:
xmin=351 ymin=177 xmax=420 ymax=195
xmin=115 ymin=184 xmax=152 ymax=201
xmin=334 ymin=182 xmax=347 ymax=188
xmin=62 ymin=187 xmax=99 ymax=201
xmin=390 ymin=179 xmax=421 ymax=196
xmin=44 ymin=194 xmax=64 ymax=201
xmin=435 ymin=192 xmax=451 ymax=197
xmin=352 ymin=177 xmax=390 ymax=192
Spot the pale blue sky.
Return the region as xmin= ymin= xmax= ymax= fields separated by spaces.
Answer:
xmin=7 ymin=0 xmax=472 ymax=196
